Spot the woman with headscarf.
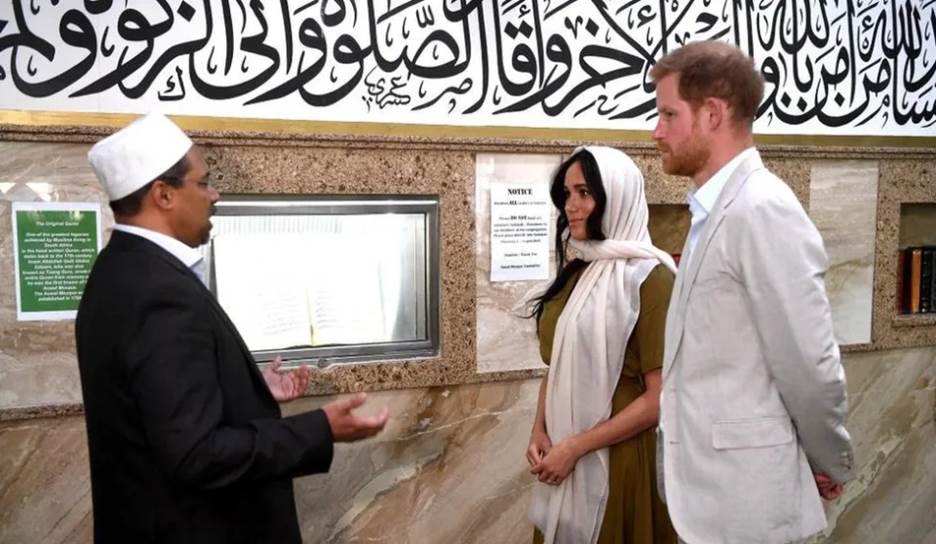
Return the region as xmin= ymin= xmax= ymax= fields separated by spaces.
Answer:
xmin=526 ymin=146 xmax=678 ymax=544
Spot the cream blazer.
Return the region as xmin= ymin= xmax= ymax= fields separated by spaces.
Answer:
xmin=659 ymin=151 xmax=855 ymax=544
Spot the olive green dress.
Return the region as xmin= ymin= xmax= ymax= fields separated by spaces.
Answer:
xmin=533 ymin=265 xmax=678 ymax=544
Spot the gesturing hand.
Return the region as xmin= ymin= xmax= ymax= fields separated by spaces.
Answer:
xmin=261 ymin=356 xmax=310 ymax=402
xmin=323 ymin=392 xmax=389 ymax=442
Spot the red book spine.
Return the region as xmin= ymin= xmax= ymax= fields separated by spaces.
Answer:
xmin=910 ymin=248 xmax=923 ymax=314
xmin=897 ymin=249 xmax=905 ymax=313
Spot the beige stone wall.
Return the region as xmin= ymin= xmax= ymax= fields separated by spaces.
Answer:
xmin=2 ymin=346 xmax=934 ymax=543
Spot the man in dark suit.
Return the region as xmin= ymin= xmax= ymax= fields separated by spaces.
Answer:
xmin=77 ymin=113 xmax=388 ymax=544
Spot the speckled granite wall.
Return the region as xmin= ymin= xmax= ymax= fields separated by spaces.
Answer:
xmin=1 ymin=137 xmax=845 ymax=412
xmin=877 ymin=160 xmax=936 ymax=340
xmin=0 ymin=140 xmax=497 ymax=414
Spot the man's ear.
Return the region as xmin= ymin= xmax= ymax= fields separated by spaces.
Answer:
xmin=149 ymin=180 xmax=176 ymax=211
xmin=702 ymin=97 xmax=726 ymax=131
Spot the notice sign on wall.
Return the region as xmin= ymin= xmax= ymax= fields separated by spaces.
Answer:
xmin=12 ymin=202 xmax=101 ymax=321
xmin=490 ymin=184 xmax=551 ymax=282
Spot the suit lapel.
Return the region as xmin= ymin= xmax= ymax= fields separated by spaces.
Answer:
xmin=200 ymin=287 xmax=276 ymax=403
xmin=111 ymin=232 xmax=275 ymax=404
xmin=677 ymin=152 xmax=765 ymax=309
xmin=662 ymin=232 xmax=693 ymax=377
xmin=662 ymin=152 xmax=766 ymax=379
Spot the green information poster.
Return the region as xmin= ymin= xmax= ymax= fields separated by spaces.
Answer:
xmin=12 ymin=202 xmax=101 ymax=321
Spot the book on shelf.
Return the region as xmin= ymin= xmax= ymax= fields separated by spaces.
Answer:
xmin=897 ymin=249 xmax=905 ymax=313
xmin=911 ymin=248 xmax=922 ymax=314
xmin=922 ymin=247 xmax=935 ymax=313
xmin=898 ymin=245 xmax=936 ymax=315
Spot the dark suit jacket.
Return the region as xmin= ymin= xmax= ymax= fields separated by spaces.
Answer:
xmin=76 ymin=230 xmax=333 ymax=544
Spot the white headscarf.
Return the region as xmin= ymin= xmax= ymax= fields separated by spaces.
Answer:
xmin=528 ymin=146 xmax=675 ymax=544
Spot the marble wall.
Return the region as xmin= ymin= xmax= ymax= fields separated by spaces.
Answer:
xmin=0 ymin=143 xmax=114 ymax=409
xmin=474 ymin=151 xmax=880 ymax=377
xmin=0 ymin=139 xmax=491 ymax=412
xmin=0 ymin=380 xmax=541 ymax=544
xmin=812 ymin=347 xmax=936 ymax=543
xmin=2 ymin=346 xmax=933 ymax=543
xmin=1 ymin=133 xmax=935 ymax=543
xmin=809 ymin=161 xmax=879 ymax=346
xmin=2 ymin=139 xmax=916 ymax=412
xmin=474 ymin=154 xmax=560 ymax=373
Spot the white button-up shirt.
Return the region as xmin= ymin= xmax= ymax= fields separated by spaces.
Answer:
xmin=112 ymin=224 xmax=207 ymax=285
xmin=685 ymin=147 xmax=757 ymax=256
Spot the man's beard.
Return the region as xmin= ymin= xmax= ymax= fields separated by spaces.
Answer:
xmin=661 ymin=127 xmax=710 ymax=178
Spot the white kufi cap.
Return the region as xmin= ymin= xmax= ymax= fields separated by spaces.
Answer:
xmin=88 ymin=113 xmax=193 ymax=201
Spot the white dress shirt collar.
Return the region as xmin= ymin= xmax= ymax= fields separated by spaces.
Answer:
xmin=688 ymin=146 xmax=757 ymax=216
xmin=112 ymin=223 xmax=206 ymax=283
xmin=684 ymin=147 xmax=757 ymax=256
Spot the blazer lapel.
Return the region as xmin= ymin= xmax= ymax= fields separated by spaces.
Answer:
xmin=200 ymin=288 xmax=276 ymax=404
xmin=676 ymin=152 xmax=765 ymax=309
xmin=662 ymin=231 xmax=693 ymax=377
xmin=662 ymin=152 xmax=766 ymax=380
xmin=111 ymin=232 xmax=275 ymax=404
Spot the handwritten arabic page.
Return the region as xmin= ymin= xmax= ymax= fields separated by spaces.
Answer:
xmin=213 ymin=234 xmax=313 ymax=351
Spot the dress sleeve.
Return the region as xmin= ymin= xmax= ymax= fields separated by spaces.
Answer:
xmin=633 ymin=264 xmax=675 ymax=374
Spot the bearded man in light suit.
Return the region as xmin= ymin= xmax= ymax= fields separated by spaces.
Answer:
xmin=651 ymin=41 xmax=855 ymax=544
